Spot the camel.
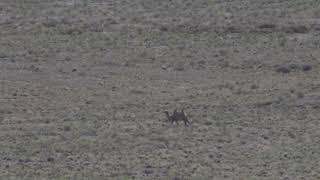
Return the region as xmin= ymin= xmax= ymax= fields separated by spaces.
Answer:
xmin=164 ymin=109 xmax=191 ymax=126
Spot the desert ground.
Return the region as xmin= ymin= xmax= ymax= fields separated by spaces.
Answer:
xmin=1 ymin=0 xmax=320 ymax=179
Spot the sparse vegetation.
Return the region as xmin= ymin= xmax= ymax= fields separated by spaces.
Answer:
xmin=1 ymin=0 xmax=320 ymax=179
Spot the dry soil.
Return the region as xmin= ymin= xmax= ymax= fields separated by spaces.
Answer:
xmin=1 ymin=0 xmax=320 ymax=179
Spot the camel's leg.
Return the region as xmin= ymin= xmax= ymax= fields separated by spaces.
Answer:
xmin=184 ymin=120 xmax=188 ymax=126
xmin=183 ymin=119 xmax=190 ymax=126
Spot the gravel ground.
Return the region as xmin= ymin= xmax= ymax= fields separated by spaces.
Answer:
xmin=1 ymin=0 xmax=320 ymax=179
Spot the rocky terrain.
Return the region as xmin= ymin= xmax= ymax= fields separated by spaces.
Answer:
xmin=0 ymin=0 xmax=320 ymax=179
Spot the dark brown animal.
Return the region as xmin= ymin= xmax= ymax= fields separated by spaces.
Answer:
xmin=164 ymin=109 xmax=191 ymax=126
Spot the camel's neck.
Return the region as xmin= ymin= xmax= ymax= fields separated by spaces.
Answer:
xmin=164 ymin=111 xmax=170 ymax=119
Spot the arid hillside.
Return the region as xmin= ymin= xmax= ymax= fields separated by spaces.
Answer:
xmin=1 ymin=0 xmax=320 ymax=179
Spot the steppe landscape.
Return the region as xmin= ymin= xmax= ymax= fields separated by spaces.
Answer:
xmin=0 ymin=0 xmax=320 ymax=179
